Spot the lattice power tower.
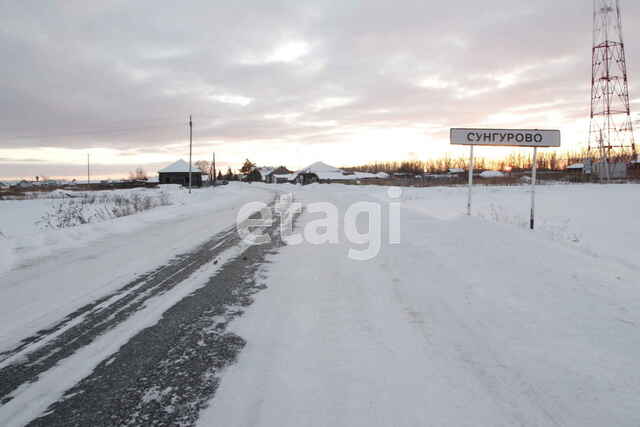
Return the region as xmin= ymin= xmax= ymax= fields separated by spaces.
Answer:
xmin=589 ymin=0 xmax=636 ymax=165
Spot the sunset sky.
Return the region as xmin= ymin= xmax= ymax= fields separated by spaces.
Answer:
xmin=2 ymin=0 xmax=640 ymax=180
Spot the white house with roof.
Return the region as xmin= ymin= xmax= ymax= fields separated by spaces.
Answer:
xmin=290 ymin=161 xmax=381 ymax=184
xmin=158 ymin=159 xmax=203 ymax=186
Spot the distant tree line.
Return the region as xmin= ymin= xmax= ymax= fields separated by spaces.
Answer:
xmin=342 ymin=148 xmax=637 ymax=174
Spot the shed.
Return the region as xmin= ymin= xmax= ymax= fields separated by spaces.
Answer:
xmin=158 ymin=159 xmax=203 ymax=187
xmin=566 ymin=163 xmax=584 ymax=173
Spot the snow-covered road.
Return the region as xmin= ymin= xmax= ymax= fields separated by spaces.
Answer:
xmin=201 ymin=184 xmax=640 ymax=427
xmin=1 ymin=183 xmax=639 ymax=426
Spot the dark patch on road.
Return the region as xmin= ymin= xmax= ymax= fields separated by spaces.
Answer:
xmin=26 ymin=203 xmax=292 ymax=426
xmin=0 ymin=226 xmax=240 ymax=404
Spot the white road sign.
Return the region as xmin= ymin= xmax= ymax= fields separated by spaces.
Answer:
xmin=450 ymin=128 xmax=561 ymax=148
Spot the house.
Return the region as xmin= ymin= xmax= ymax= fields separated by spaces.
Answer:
xmin=292 ymin=162 xmax=346 ymax=185
xmin=256 ymin=167 xmax=274 ymax=182
xmin=566 ymin=162 xmax=584 ymax=173
xmin=12 ymin=180 xmax=33 ymax=189
xmin=0 ymin=181 xmax=7 ymax=189
xmin=158 ymin=159 xmax=203 ymax=187
xmin=448 ymin=168 xmax=465 ymax=176
xmin=265 ymin=166 xmax=293 ymax=183
xmin=290 ymin=162 xmax=386 ymax=185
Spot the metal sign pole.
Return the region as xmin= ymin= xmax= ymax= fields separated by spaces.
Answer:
xmin=450 ymin=128 xmax=560 ymax=224
xmin=467 ymin=145 xmax=474 ymax=216
xmin=530 ymin=147 xmax=537 ymax=230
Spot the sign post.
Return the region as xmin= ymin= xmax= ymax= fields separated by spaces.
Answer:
xmin=450 ymin=128 xmax=561 ymax=230
xmin=530 ymin=147 xmax=537 ymax=230
xmin=467 ymin=145 xmax=474 ymax=216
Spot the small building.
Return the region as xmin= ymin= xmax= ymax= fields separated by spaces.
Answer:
xmin=256 ymin=167 xmax=274 ymax=182
xmin=629 ymin=160 xmax=640 ymax=179
xmin=265 ymin=166 xmax=293 ymax=183
xmin=12 ymin=180 xmax=33 ymax=189
xmin=158 ymin=159 xmax=203 ymax=186
xmin=291 ymin=162 xmax=385 ymax=185
xmin=566 ymin=162 xmax=584 ymax=173
xmin=593 ymin=161 xmax=627 ymax=179
xmin=0 ymin=181 xmax=7 ymax=189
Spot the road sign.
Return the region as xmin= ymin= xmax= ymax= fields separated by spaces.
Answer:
xmin=450 ymin=128 xmax=561 ymax=148
xmin=450 ymin=128 xmax=561 ymax=230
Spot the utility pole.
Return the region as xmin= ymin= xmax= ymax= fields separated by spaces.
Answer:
xmin=212 ymin=152 xmax=216 ymax=187
xmin=189 ymin=115 xmax=193 ymax=194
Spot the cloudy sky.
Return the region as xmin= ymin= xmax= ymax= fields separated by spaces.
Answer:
xmin=1 ymin=0 xmax=640 ymax=179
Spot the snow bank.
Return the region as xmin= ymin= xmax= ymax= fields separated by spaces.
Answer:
xmin=0 ymin=183 xmax=271 ymax=276
xmin=0 ymin=183 xmax=277 ymax=349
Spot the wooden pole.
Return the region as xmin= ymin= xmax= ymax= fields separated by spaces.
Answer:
xmin=212 ymin=152 xmax=216 ymax=187
xmin=189 ymin=115 xmax=193 ymax=194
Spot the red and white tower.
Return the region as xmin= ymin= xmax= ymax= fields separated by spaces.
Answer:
xmin=589 ymin=0 xmax=636 ymax=163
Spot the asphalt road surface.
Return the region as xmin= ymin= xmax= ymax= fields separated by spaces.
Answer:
xmin=0 ymin=199 xmax=291 ymax=426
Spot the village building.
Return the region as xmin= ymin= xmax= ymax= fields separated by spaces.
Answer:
xmin=448 ymin=167 xmax=465 ymax=176
xmin=593 ymin=161 xmax=628 ymax=179
xmin=158 ymin=159 xmax=203 ymax=187
xmin=254 ymin=167 xmax=274 ymax=182
xmin=290 ymin=161 xmax=382 ymax=185
xmin=566 ymin=162 xmax=584 ymax=173
xmin=12 ymin=180 xmax=33 ymax=189
xmin=265 ymin=166 xmax=293 ymax=183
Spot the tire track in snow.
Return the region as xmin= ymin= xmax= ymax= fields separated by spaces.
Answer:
xmin=0 ymin=220 xmax=240 ymax=403
xmin=24 ymin=200 xmax=296 ymax=427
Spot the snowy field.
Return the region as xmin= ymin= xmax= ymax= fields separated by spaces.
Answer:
xmin=0 ymin=182 xmax=639 ymax=426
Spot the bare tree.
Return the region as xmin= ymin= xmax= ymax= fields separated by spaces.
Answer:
xmin=195 ymin=160 xmax=211 ymax=175
xmin=129 ymin=168 xmax=148 ymax=180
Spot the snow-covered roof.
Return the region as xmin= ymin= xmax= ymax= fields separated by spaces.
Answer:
xmin=449 ymin=168 xmax=465 ymax=174
xmin=479 ymin=170 xmax=505 ymax=178
xmin=299 ymin=161 xmax=343 ymax=174
xmin=158 ymin=159 xmax=202 ymax=174
xmin=289 ymin=162 xmax=388 ymax=182
xmin=256 ymin=167 xmax=275 ymax=181
xmin=567 ymin=162 xmax=584 ymax=170
xmin=291 ymin=161 xmax=343 ymax=181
